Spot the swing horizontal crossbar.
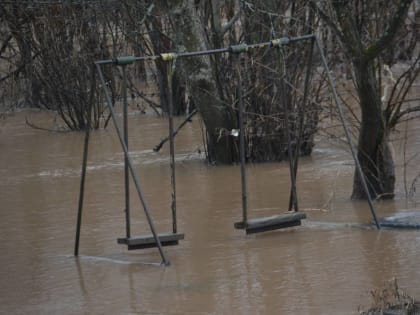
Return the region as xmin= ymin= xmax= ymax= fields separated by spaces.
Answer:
xmin=234 ymin=212 xmax=306 ymax=234
xmin=117 ymin=233 xmax=184 ymax=250
xmin=95 ymin=35 xmax=316 ymax=65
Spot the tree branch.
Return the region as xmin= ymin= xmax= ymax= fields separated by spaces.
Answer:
xmin=364 ymin=0 xmax=413 ymax=60
xmin=25 ymin=116 xmax=71 ymax=133
xmin=0 ymin=34 xmax=12 ymax=57
xmin=0 ymin=51 xmax=40 ymax=83
xmin=309 ymin=1 xmax=352 ymax=53
xmin=395 ymin=104 xmax=420 ymax=122
xmin=387 ymin=55 xmax=420 ymax=127
xmin=220 ymin=7 xmax=242 ymax=36
xmin=153 ymin=108 xmax=198 ymax=152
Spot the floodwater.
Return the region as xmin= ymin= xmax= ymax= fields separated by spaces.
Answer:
xmin=1 ymin=109 xmax=419 ymax=314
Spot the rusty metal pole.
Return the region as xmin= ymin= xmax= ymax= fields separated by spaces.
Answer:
xmin=314 ymin=36 xmax=381 ymax=229
xmin=74 ymin=65 xmax=96 ymax=256
xmin=122 ymin=65 xmax=131 ymax=239
xmin=165 ymin=56 xmax=178 ymax=234
xmin=288 ymin=36 xmax=315 ymax=212
xmin=96 ymin=62 xmax=170 ymax=265
xmin=234 ymin=52 xmax=248 ymax=226
xmin=74 ymin=108 xmax=91 ymax=256
xmin=227 ymin=45 xmax=250 ymax=227
xmin=238 ymin=67 xmax=248 ymax=226
xmin=278 ymin=47 xmax=299 ymax=213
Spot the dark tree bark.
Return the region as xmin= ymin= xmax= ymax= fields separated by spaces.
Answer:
xmin=166 ymin=0 xmax=320 ymax=164
xmin=311 ymin=0 xmax=414 ymax=199
xmin=168 ymin=0 xmax=237 ymax=163
xmin=352 ymin=60 xmax=395 ymax=199
xmin=3 ymin=4 xmax=39 ymax=107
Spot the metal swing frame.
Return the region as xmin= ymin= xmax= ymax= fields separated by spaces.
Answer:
xmin=232 ymin=35 xmax=380 ymax=234
xmin=232 ymin=37 xmax=311 ymax=234
xmin=74 ymin=55 xmax=184 ymax=266
xmin=114 ymin=59 xmax=184 ymax=253
xmin=74 ymin=34 xmax=381 ymax=265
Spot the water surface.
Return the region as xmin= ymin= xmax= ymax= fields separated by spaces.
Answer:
xmin=0 ymin=110 xmax=419 ymax=314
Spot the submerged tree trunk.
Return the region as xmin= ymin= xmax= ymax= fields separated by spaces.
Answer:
xmin=311 ymin=0 xmax=413 ymax=200
xmin=352 ymin=60 xmax=395 ymax=199
xmin=167 ymin=0 xmax=320 ymax=164
xmin=169 ymin=0 xmax=236 ymax=163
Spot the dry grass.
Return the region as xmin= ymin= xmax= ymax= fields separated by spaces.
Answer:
xmin=359 ymin=278 xmax=420 ymax=315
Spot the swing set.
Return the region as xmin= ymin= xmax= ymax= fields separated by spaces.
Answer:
xmin=74 ymin=34 xmax=380 ymax=265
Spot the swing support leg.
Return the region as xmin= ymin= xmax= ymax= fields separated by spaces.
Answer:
xmin=122 ymin=65 xmax=131 ymax=239
xmin=116 ymin=56 xmax=184 ymax=252
xmin=288 ymin=37 xmax=315 ymax=212
xmin=166 ymin=58 xmax=178 ymax=234
xmin=277 ymin=45 xmax=299 ymax=213
xmin=96 ymin=63 xmax=170 ymax=265
xmin=236 ymin=55 xmax=248 ymax=227
xmin=74 ymin=65 xmax=95 ymax=257
xmin=314 ymin=37 xmax=381 ymax=229
xmin=74 ymin=105 xmax=91 ymax=256
xmin=232 ymin=41 xmax=306 ymax=234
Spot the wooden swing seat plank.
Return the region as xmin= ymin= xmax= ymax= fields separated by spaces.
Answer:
xmin=234 ymin=212 xmax=306 ymax=234
xmin=117 ymin=233 xmax=184 ymax=250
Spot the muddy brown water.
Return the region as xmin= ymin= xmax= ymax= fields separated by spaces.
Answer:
xmin=1 ymin=110 xmax=419 ymax=314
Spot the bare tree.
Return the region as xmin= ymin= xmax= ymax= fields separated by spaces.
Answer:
xmin=310 ymin=0 xmax=419 ymax=199
xmin=165 ymin=0 xmax=323 ymax=163
xmin=1 ymin=3 xmax=38 ymax=108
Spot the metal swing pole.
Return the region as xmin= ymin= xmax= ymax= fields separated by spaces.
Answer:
xmin=288 ymin=36 xmax=316 ymax=212
xmin=228 ymin=45 xmax=249 ymax=227
xmin=314 ymin=36 xmax=381 ymax=229
xmin=163 ymin=54 xmax=178 ymax=234
xmin=74 ymin=102 xmax=91 ymax=256
xmin=236 ymin=56 xmax=248 ymax=226
xmin=122 ymin=65 xmax=131 ymax=239
xmin=74 ymin=65 xmax=96 ymax=256
xmin=276 ymin=45 xmax=299 ymax=213
xmin=96 ymin=62 xmax=170 ymax=265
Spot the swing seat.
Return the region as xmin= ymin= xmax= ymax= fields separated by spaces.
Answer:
xmin=117 ymin=233 xmax=184 ymax=250
xmin=234 ymin=211 xmax=306 ymax=234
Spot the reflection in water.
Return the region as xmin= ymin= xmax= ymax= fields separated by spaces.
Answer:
xmin=0 ymin=111 xmax=419 ymax=314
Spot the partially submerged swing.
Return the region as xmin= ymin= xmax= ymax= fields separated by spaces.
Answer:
xmin=73 ymin=35 xmax=383 ymax=264
xmin=116 ymin=55 xmax=184 ymax=251
xmin=231 ymin=39 xmax=310 ymax=234
xmin=232 ymin=35 xmax=381 ymax=232
xmin=74 ymin=54 xmax=184 ymax=265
